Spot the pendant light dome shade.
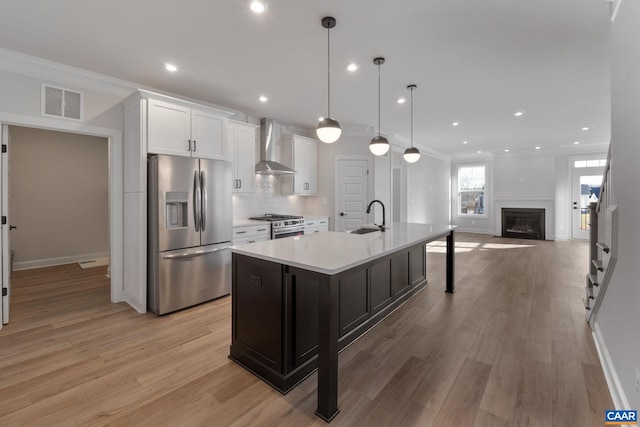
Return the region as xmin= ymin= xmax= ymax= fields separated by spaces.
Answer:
xmin=403 ymin=147 xmax=420 ymax=163
xmin=370 ymin=135 xmax=390 ymax=156
xmin=317 ymin=16 xmax=342 ymax=144
xmin=404 ymin=84 xmax=421 ymax=163
xmin=369 ymin=57 xmax=390 ymax=156
xmin=317 ymin=117 xmax=342 ymax=143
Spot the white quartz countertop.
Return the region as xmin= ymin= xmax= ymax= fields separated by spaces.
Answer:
xmin=231 ymin=222 xmax=456 ymax=275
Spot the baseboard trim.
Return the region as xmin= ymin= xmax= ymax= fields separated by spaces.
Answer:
xmin=14 ymin=251 xmax=109 ymax=271
xmin=592 ymin=322 xmax=630 ymax=409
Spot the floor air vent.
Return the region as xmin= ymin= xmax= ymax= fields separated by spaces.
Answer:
xmin=42 ymin=84 xmax=83 ymax=121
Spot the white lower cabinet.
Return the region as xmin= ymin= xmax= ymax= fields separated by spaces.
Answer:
xmin=233 ymin=224 xmax=270 ymax=245
xmin=304 ymin=217 xmax=329 ymax=234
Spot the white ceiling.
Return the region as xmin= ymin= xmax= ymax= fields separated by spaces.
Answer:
xmin=0 ymin=0 xmax=611 ymax=157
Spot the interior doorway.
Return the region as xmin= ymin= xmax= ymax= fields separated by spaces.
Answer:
xmin=1 ymin=116 xmax=122 ymax=330
xmin=334 ymin=157 xmax=372 ymax=232
xmin=9 ymin=126 xmax=109 ymax=270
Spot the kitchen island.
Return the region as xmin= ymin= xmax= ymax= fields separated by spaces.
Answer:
xmin=229 ymin=223 xmax=456 ymax=422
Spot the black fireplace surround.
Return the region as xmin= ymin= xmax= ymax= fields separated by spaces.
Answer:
xmin=501 ymin=208 xmax=545 ymax=240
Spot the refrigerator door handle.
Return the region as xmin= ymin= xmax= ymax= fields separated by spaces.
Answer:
xmin=194 ymin=170 xmax=201 ymax=232
xmin=162 ymin=246 xmax=231 ymax=259
xmin=201 ymin=170 xmax=207 ymax=231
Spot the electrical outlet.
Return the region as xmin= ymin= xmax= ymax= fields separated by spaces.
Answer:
xmin=635 ymin=368 xmax=640 ymax=392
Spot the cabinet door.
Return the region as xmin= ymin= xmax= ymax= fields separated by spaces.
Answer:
xmin=148 ymin=99 xmax=191 ymax=156
xmin=392 ymin=251 xmax=410 ymax=298
xmin=339 ymin=268 xmax=369 ymax=337
xmin=228 ymin=122 xmax=256 ymax=194
xmin=410 ymin=245 xmax=426 ymax=287
xmin=294 ymin=137 xmax=318 ymax=195
xmin=305 ymin=138 xmax=318 ymax=194
xmin=191 ymin=110 xmax=225 ymax=160
xmin=236 ymin=125 xmax=256 ymax=193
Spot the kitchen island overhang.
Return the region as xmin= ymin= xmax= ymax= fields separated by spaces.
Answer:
xmin=229 ymin=223 xmax=457 ymax=422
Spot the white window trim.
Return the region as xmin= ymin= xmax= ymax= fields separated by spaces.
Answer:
xmin=455 ymin=163 xmax=488 ymax=219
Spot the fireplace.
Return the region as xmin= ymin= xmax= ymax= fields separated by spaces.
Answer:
xmin=501 ymin=208 xmax=545 ymax=240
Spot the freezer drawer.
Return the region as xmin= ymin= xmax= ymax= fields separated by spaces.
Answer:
xmin=149 ymin=242 xmax=231 ymax=315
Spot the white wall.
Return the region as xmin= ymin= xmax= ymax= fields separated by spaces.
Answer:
xmin=9 ymin=126 xmax=109 ymax=269
xmin=0 ymin=69 xmax=125 ymax=130
xmin=406 ymin=151 xmax=450 ymax=225
xmin=597 ymin=0 xmax=640 ymax=410
xmin=494 ymin=152 xmax=556 ymax=198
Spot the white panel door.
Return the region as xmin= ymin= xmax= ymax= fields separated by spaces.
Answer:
xmin=1 ymin=125 xmax=11 ymax=326
xmin=571 ymin=168 xmax=604 ymax=239
xmin=336 ymin=159 xmax=369 ymax=232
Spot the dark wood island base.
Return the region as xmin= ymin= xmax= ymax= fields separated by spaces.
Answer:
xmin=230 ymin=226 xmax=456 ymax=422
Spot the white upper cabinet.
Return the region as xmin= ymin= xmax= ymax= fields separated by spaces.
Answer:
xmin=227 ymin=120 xmax=258 ymax=194
xmin=191 ymin=109 xmax=226 ymax=159
xmin=145 ymin=94 xmax=229 ymax=160
xmin=281 ymin=135 xmax=318 ymax=196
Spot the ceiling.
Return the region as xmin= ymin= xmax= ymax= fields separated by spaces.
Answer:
xmin=0 ymin=0 xmax=611 ymax=158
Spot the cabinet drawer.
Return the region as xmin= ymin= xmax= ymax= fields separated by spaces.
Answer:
xmin=233 ymin=234 xmax=271 ymax=246
xmin=233 ymin=225 xmax=270 ymax=239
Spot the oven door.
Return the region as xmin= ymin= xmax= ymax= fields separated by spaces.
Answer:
xmin=273 ymin=226 xmax=305 ymax=239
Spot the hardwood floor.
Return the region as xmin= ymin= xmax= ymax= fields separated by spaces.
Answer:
xmin=0 ymin=233 xmax=613 ymax=426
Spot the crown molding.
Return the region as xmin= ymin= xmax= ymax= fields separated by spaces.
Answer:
xmin=0 ymin=47 xmax=137 ymax=97
xmin=554 ymin=142 xmax=609 ymax=155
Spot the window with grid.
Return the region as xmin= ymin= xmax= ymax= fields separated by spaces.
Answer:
xmin=457 ymin=165 xmax=486 ymax=216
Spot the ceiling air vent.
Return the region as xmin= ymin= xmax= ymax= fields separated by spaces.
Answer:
xmin=41 ymin=84 xmax=83 ymax=121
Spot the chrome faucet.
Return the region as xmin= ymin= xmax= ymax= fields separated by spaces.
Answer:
xmin=366 ymin=200 xmax=386 ymax=231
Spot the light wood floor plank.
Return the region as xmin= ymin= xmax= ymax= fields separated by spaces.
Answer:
xmin=0 ymin=234 xmax=614 ymax=426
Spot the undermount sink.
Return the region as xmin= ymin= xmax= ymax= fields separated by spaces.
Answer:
xmin=348 ymin=227 xmax=381 ymax=235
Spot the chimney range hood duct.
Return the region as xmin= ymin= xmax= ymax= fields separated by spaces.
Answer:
xmin=255 ymin=118 xmax=296 ymax=175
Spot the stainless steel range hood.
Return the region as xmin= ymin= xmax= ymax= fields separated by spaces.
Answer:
xmin=255 ymin=118 xmax=295 ymax=175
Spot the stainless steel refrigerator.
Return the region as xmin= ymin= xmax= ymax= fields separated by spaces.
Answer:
xmin=148 ymin=154 xmax=232 ymax=315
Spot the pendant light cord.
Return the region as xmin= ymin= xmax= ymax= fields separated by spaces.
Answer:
xmin=327 ymin=26 xmax=331 ymax=118
xmin=410 ymin=86 xmax=414 ymax=148
xmin=378 ymin=62 xmax=381 ymax=136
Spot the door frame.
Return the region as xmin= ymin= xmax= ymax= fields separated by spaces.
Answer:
xmin=334 ymin=155 xmax=374 ymax=232
xmin=0 ymin=112 xmax=123 ymax=309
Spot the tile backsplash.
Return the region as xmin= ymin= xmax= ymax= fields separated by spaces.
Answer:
xmin=233 ymin=174 xmax=307 ymax=218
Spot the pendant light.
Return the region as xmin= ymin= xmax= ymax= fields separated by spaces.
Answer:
xmin=369 ymin=57 xmax=390 ymax=156
xmin=316 ymin=16 xmax=342 ymax=144
xmin=403 ymin=84 xmax=421 ymax=163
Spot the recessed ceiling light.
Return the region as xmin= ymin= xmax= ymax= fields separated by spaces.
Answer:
xmin=250 ymin=1 xmax=266 ymax=13
xmin=259 ymin=95 xmax=268 ymax=103
xmin=574 ymin=141 xmax=580 ymax=145
xmin=513 ymin=111 xmax=524 ymax=117
xmin=164 ymin=63 xmax=177 ymax=72
xmin=462 ymin=141 xmax=468 ymax=144
xmin=347 ymin=63 xmax=358 ymax=72
xmin=397 ymin=97 xmax=406 ymax=104
xmin=535 ymin=146 xmax=541 ymax=150
xmin=477 ymin=150 xmax=482 ymax=154
xmin=582 ymin=127 xmax=590 ymax=131
xmin=452 ymin=122 xmax=459 ymax=126
xmin=504 ymin=149 xmax=510 ymax=152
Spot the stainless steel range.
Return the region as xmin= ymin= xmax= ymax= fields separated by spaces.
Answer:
xmin=249 ymin=214 xmax=305 ymax=239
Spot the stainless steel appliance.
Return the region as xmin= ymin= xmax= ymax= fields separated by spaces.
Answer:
xmin=148 ymin=154 xmax=232 ymax=315
xmin=249 ymin=214 xmax=305 ymax=239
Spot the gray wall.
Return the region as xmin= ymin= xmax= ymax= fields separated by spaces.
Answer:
xmin=9 ymin=126 xmax=109 ymax=269
xmin=598 ymin=0 xmax=640 ymax=409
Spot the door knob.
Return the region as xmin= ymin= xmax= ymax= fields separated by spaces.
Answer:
xmin=340 ymin=212 xmax=347 ymax=216
xmin=9 ymin=225 xmax=17 ymax=230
